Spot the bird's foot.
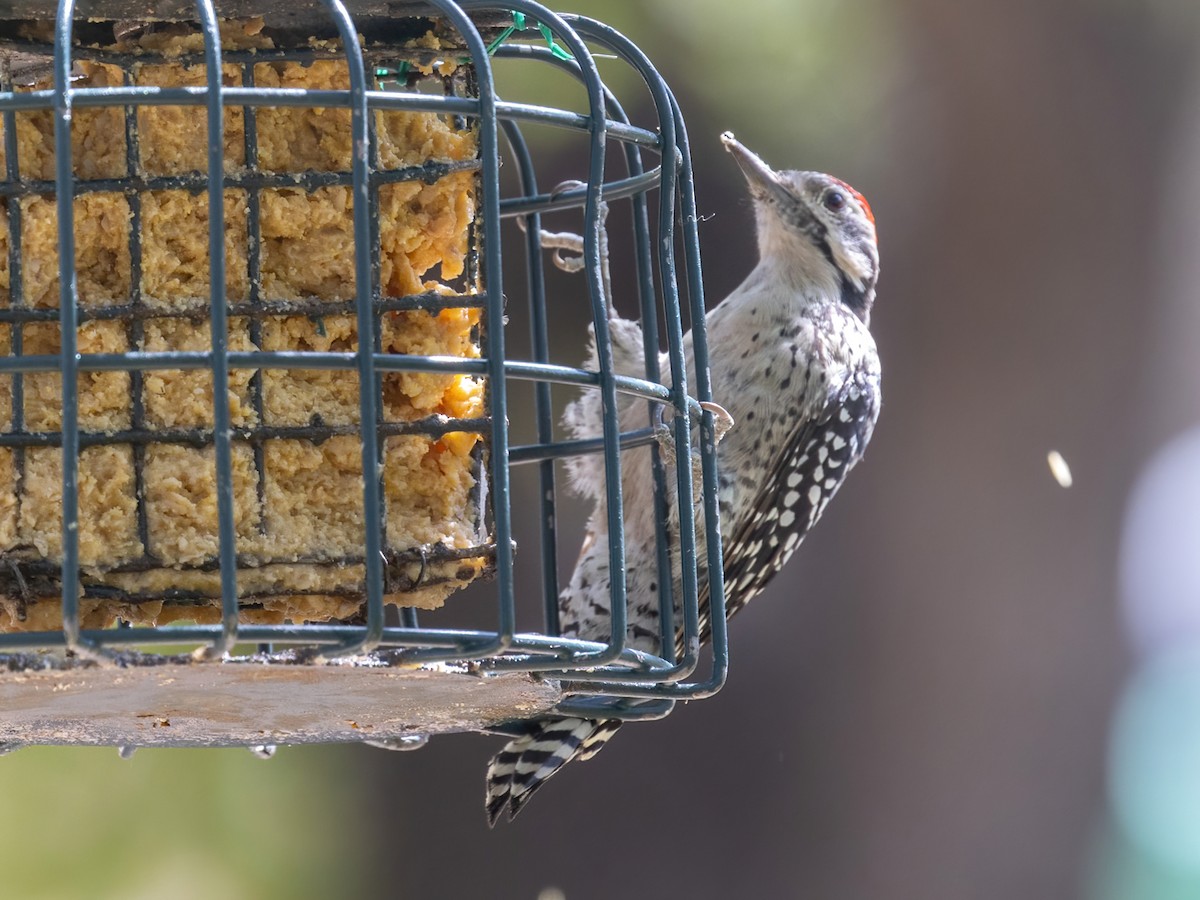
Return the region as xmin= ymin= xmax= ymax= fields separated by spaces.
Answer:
xmin=655 ymin=401 xmax=735 ymax=484
xmin=515 ymin=180 xmax=613 ymax=311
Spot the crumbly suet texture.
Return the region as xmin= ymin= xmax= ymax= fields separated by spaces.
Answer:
xmin=0 ymin=24 xmax=487 ymax=630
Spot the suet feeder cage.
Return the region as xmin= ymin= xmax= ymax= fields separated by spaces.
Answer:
xmin=0 ymin=0 xmax=725 ymax=751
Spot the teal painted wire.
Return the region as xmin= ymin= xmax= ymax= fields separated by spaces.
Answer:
xmin=533 ymin=1 xmax=628 ymax=666
xmin=540 ymin=15 xmax=727 ymax=698
xmin=194 ymin=0 xmax=241 ymax=659
xmin=392 ymin=0 xmax=515 ymax=667
xmin=52 ymin=0 xmax=92 ymax=658
xmin=495 ymin=41 xmax=683 ymax=671
xmin=458 ymin=0 xmax=631 ymax=670
xmin=563 ymin=12 xmax=704 ymax=682
xmin=498 ymin=119 xmax=561 ymax=637
xmin=314 ymin=0 xmax=386 ymax=659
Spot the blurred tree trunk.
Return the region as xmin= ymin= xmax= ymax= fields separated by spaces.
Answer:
xmin=780 ymin=1 xmax=1189 ymax=897
xmin=358 ymin=3 xmax=1195 ymax=898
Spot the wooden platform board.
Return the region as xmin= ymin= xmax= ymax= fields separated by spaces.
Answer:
xmin=0 ymin=653 xmax=561 ymax=748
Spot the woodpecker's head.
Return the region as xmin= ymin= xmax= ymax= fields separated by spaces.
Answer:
xmin=721 ymin=132 xmax=879 ymax=322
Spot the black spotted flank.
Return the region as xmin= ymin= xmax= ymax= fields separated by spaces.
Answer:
xmin=686 ymin=370 xmax=880 ymax=652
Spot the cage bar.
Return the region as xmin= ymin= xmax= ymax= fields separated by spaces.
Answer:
xmin=0 ymin=0 xmax=724 ymax=748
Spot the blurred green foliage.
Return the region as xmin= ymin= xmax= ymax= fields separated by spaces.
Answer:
xmin=0 ymin=746 xmax=366 ymax=899
xmin=489 ymin=0 xmax=899 ymax=175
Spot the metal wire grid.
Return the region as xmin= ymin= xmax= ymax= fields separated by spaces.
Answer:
xmin=0 ymin=55 xmax=489 ymax=605
xmin=0 ymin=15 xmax=491 ymax=649
xmin=0 ymin=0 xmax=728 ymax=723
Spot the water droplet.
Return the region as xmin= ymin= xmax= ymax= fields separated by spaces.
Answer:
xmin=0 ymin=742 xmax=22 ymax=756
xmin=117 ymin=746 xmax=137 ymax=759
xmin=249 ymin=744 xmax=276 ymax=759
xmin=364 ymin=734 xmax=429 ymax=752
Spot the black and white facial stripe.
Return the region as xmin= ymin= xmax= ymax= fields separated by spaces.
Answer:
xmin=765 ymin=172 xmax=879 ymax=323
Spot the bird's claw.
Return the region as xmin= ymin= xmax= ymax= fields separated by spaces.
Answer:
xmin=513 ymin=219 xmax=586 ymax=271
xmin=653 ymin=419 xmax=675 ymax=457
xmin=654 ymin=400 xmax=735 ymax=481
xmin=700 ymin=401 xmax=735 ymax=446
xmin=548 ymin=179 xmax=588 ymax=200
xmin=513 ymin=181 xmax=613 ymax=308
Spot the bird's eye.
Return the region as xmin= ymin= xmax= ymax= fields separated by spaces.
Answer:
xmin=824 ymin=191 xmax=847 ymax=212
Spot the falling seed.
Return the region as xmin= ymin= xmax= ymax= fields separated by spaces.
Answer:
xmin=1047 ymin=450 xmax=1072 ymax=488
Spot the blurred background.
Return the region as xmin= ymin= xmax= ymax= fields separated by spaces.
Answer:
xmin=7 ymin=0 xmax=1200 ymax=896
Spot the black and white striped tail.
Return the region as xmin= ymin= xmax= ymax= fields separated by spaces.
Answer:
xmin=485 ymin=717 xmax=621 ymax=826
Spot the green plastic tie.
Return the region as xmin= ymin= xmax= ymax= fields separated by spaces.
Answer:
xmin=535 ymin=22 xmax=573 ymax=61
xmin=484 ymin=10 xmax=573 ymax=61
xmin=387 ymin=10 xmax=575 ymax=85
xmin=375 ymin=60 xmax=410 ymax=85
xmin=485 ymin=24 xmax=517 ymax=56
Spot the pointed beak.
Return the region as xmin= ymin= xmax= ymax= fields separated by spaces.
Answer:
xmin=721 ymin=132 xmax=786 ymax=202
